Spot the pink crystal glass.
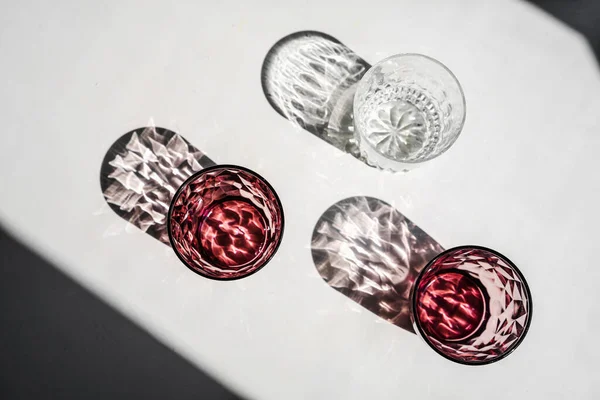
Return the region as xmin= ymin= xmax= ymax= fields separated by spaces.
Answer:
xmin=411 ymin=246 xmax=532 ymax=365
xmin=168 ymin=165 xmax=284 ymax=280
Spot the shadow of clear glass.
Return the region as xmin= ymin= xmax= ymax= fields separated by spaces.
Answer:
xmin=311 ymin=196 xmax=444 ymax=332
xmin=411 ymin=246 xmax=532 ymax=365
xmin=168 ymin=165 xmax=285 ymax=280
xmin=354 ymin=54 xmax=466 ymax=171
xmin=261 ymin=31 xmax=371 ymax=161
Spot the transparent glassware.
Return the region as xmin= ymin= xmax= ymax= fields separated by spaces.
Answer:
xmin=353 ymin=54 xmax=466 ymax=171
xmin=411 ymin=246 xmax=532 ymax=365
xmin=168 ymin=165 xmax=284 ymax=280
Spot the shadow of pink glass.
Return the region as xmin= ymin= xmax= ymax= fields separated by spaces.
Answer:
xmin=411 ymin=246 xmax=532 ymax=365
xmin=167 ymin=165 xmax=284 ymax=280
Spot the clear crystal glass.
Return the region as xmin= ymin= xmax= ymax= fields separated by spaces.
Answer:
xmin=168 ymin=165 xmax=284 ymax=280
xmin=411 ymin=246 xmax=532 ymax=365
xmin=353 ymin=54 xmax=466 ymax=171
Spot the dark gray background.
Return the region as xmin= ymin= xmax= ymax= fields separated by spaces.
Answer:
xmin=1 ymin=1 xmax=598 ymax=398
xmin=0 ymin=225 xmax=242 ymax=400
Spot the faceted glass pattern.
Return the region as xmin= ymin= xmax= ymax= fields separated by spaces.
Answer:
xmin=168 ymin=165 xmax=284 ymax=280
xmin=354 ymin=54 xmax=466 ymax=171
xmin=412 ymin=246 xmax=532 ymax=365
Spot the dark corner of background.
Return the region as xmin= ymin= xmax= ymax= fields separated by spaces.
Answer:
xmin=527 ymin=0 xmax=600 ymax=66
xmin=0 ymin=225 xmax=243 ymax=400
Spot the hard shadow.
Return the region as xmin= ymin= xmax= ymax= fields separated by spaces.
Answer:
xmin=261 ymin=31 xmax=371 ymax=162
xmin=311 ymin=196 xmax=444 ymax=333
xmin=100 ymin=126 xmax=216 ymax=244
xmin=0 ymin=224 xmax=242 ymax=399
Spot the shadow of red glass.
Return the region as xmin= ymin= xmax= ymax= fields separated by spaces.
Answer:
xmin=100 ymin=126 xmax=216 ymax=244
xmin=311 ymin=196 xmax=444 ymax=333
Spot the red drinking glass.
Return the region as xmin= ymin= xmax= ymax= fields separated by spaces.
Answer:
xmin=411 ymin=246 xmax=532 ymax=365
xmin=168 ymin=165 xmax=284 ymax=280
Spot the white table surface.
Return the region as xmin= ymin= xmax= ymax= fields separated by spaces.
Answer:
xmin=1 ymin=0 xmax=599 ymax=398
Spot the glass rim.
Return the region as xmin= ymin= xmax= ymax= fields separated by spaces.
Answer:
xmin=411 ymin=245 xmax=533 ymax=366
xmin=167 ymin=164 xmax=285 ymax=281
xmin=353 ymin=52 xmax=467 ymax=165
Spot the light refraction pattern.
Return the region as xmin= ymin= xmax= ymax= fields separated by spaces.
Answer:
xmin=262 ymin=31 xmax=370 ymax=158
xmin=416 ymin=271 xmax=486 ymax=342
xmin=169 ymin=166 xmax=284 ymax=280
xmin=311 ymin=196 xmax=444 ymax=332
xmin=100 ymin=126 xmax=216 ymax=244
xmin=198 ymin=199 xmax=267 ymax=268
xmin=413 ymin=247 xmax=532 ymax=364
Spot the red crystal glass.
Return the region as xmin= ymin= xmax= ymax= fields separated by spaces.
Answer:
xmin=411 ymin=246 xmax=532 ymax=365
xmin=168 ymin=165 xmax=284 ymax=280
